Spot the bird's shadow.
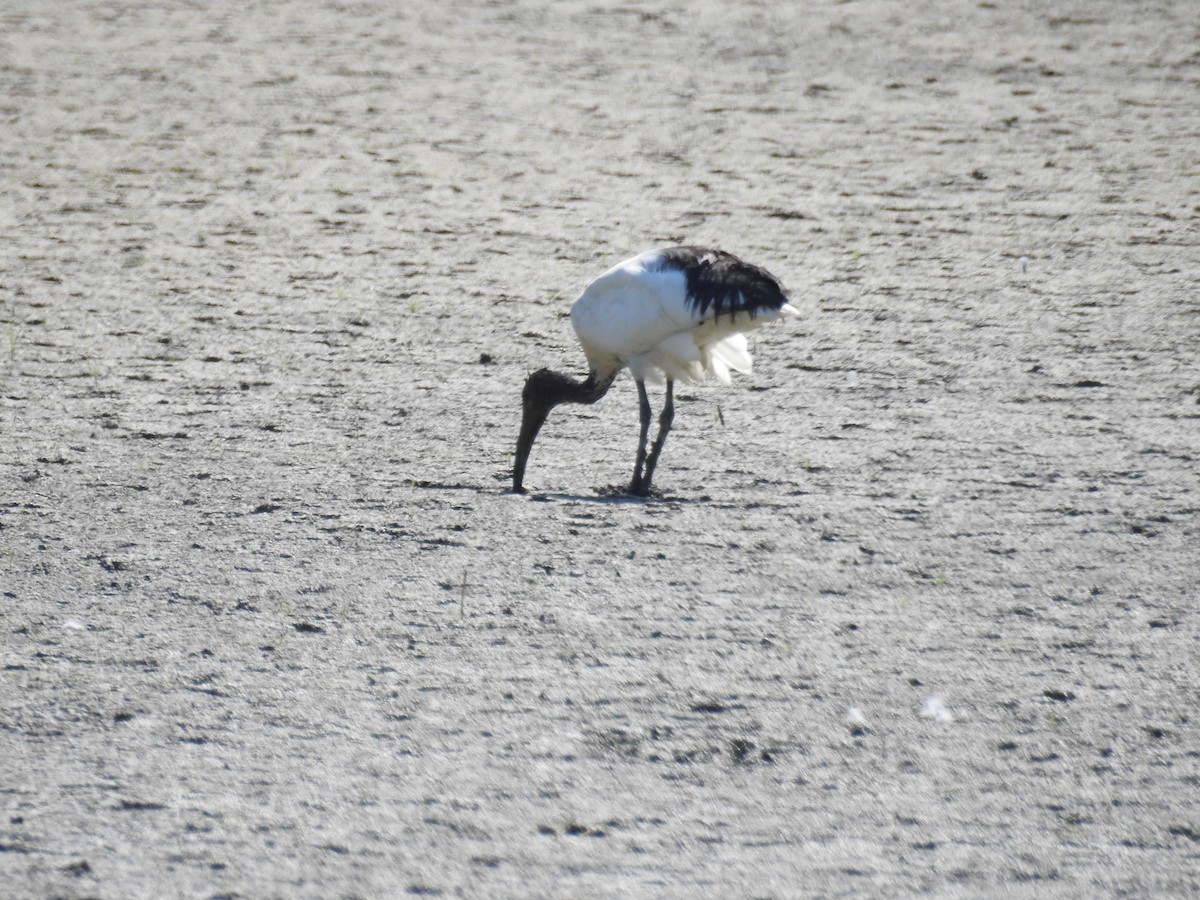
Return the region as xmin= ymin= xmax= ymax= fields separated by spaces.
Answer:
xmin=405 ymin=477 xmax=699 ymax=504
xmin=402 ymin=478 xmax=480 ymax=492
xmin=516 ymin=484 xmax=697 ymax=505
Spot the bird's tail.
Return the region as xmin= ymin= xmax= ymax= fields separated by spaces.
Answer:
xmin=707 ymin=334 xmax=753 ymax=383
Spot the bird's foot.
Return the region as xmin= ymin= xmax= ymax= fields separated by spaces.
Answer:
xmin=625 ymin=480 xmax=663 ymax=499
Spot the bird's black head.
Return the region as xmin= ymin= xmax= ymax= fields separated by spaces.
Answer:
xmin=513 ymin=368 xmax=613 ymax=493
xmin=522 ymin=367 xmax=579 ymax=408
xmin=513 ymin=369 xmax=565 ymax=493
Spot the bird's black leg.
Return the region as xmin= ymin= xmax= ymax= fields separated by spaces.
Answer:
xmin=641 ymin=379 xmax=674 ymax=493
xmin=630 ymin=379 xmax=653 ymax=495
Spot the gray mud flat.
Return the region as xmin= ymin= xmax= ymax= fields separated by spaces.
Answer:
xmin=2 ymin=1 xmax=1198 ymax=897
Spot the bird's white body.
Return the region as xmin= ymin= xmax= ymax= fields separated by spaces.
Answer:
xmin=570 ymin=248 xmax=799 ymax=385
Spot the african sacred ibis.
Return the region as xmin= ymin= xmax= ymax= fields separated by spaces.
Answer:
xmin=513 ymin=246 xmax=798 ymax=496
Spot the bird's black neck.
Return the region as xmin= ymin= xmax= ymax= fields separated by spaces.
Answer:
xmin=577 ymin=370 xmax=617 ymax=404
xmin=524 ymin=368 xmax=615 ymax=408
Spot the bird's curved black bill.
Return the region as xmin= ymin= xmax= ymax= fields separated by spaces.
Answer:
xmin=512 ymin=405 xmax=548 ymax=493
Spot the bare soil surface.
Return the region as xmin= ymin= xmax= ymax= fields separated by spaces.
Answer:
xmin=2 ymin=1 xmax=1199 ymax=896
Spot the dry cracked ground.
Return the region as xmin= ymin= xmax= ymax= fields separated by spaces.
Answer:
xmin=2 ymin=0 xmax=1199 ymax=897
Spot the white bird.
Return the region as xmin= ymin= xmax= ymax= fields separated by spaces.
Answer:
xmin=513 ymin=246 xmax=798 ymax=496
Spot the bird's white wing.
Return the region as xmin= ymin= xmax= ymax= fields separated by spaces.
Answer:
xmin=570 ymin=249 xmax=790 ymax=383
xmin=571 ymin=254 xmax=698 ymax=378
